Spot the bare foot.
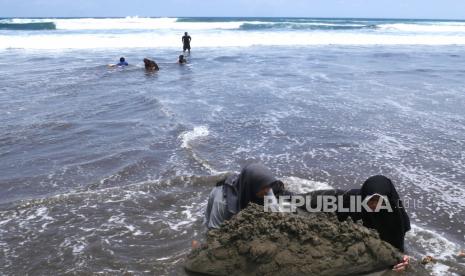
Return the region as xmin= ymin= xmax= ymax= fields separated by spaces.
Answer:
xmin=458 ymin=250 xmax=465 ymax=258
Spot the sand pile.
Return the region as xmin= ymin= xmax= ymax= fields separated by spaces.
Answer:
xmin=185 ymin=203 xmax=403 ymax=276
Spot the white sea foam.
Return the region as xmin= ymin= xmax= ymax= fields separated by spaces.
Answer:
xmin=180 ymin=126 xmax=210 ymax=149
xmin=406 ymin=224 xmax=463 ymax=275
xmin=72 ymin=243 xmax=86 ymax=255
xmin=1 ymin=17 xmax=244 ymax=30
xmin=165 ymin=203 xmax=205 ymax=232
xmin=178 ymin=125 xmax=222 ymax=173
xmin=5 ymin=18 xmax=465 ymax=33
xmin=282 ymin=176 xmax=333 ymax=194
xmin=3 ymin=32 xmax=465 ymax=50
xmin=3 ymin=18 xmax=465 ymax=49
xmin=407 ymin=224 xmax=460 ymax=259
xmin=379 ymin=22 xmax=465 ymax=33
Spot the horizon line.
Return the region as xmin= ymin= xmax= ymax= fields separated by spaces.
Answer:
xmin=1 ymin=16 xmax=465 ymax=21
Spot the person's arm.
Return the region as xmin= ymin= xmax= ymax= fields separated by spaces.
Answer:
xmin=204 ymin=188 xmax=215 ymax=227
xmin=204 ymin=186 xmax=228 ymax=229
xmin=271 ymin=181 xmax=294 ymax=197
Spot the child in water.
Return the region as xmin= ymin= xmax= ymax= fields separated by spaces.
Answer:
xmin=178 ymin=55 xmax=187 ymax=64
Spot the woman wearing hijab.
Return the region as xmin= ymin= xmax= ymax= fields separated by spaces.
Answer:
xmin=359 ymin=176 xmax=410 ymax=251
xmin=204 ymin=163 xmax=285 ymax=229
xmin=302 ymin=175 xmax=411 ymax=272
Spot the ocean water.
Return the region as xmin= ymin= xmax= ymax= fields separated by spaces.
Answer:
xmin=0 ymin=17 xmax=465 ymax=275
xmin=3 ymin=17 xmax=465 ymax=48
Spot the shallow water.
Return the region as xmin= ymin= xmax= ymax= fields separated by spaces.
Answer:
xmin=0 ymin=45 xmax=464 ymax=275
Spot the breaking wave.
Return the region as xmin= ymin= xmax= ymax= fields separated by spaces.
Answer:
xmin=0 ymin=22 xmax=56 ymax=30
xmin=239 ymin=22 xmax=376 ymax=31
xmin=3 ymin=17 xmax=465 ymax=49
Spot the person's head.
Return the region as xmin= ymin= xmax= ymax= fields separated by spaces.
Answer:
xmin=237 ymin=163 xmax=281 ymax=209
xmin=184 ymin=32 xmax=188 ymax=36
xmin=143 ymin=58 xmax=150 ymax=66
xmin=361 ymin=175 xmax=396 ymax=208
xmin=360 ymin=175 xmax=410 ymax=252
xmin=179 ymin=55 xmax=185 ymax=63
xmin=361 ymin=175 xmax=398 ymax=212
xmin=120 ymin=57 xmax=125 ymax=63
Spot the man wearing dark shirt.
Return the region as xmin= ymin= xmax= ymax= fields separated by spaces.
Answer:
xmin=182 ymin=32 xmax=191 ymax=53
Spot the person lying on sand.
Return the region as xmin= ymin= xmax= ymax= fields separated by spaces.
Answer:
xmin=204 ymin=163 xmax=286 ymax=229
xmin=143 ymin=58 xmax=159 ymax=71
xmin=178 ymin=55 xmax=187 ymax=64
xmin=301 ymin=175 xmax=411 ymax=272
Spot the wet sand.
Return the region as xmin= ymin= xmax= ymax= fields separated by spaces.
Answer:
xmin=185 ymin=203 xmax=404 ymax=276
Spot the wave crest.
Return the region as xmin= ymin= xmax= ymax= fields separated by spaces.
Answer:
xmin=0 ymin=22 xmax=56 ymax=30
xmin=239 ymin=22 xmax=376 ymax=31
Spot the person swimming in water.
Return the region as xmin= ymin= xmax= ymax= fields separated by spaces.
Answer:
xmin=143 ymin=58 xmax=159 ymax=71
xmin=178 ymin=55 xmax=187 ymax=64
xmin=108 ymin=57 xmax=128 ymax=68
xmin=182 ymin=32 xmax=191 ymax=53
xmin=116 ymin=57 xmax=128 ymax=67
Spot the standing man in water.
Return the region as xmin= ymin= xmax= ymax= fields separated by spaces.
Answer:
xmin=182 ymin=32 xmax=191 ymax=53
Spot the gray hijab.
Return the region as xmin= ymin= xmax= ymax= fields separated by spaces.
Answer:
xmin=221 ymin=163 xmax=279 ymax=219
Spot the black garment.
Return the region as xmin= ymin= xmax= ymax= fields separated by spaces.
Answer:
xmin=217 ymin=163 xmax=282 ymax=220
xmin=360 ymin=175 xmax=411 ymax=252
xmin=182 ymin=35 xmax=191 ymax=50
xmin=301 ymin=188 xmax=362 ymax=222
xmin=301 ymin=175 xmax=410 ymax=252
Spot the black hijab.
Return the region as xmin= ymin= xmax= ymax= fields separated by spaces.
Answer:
xmin=360 ymin=175 xmax=411 ymax=252
xmin=222 ymin=163 xmax=280 ymax=218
